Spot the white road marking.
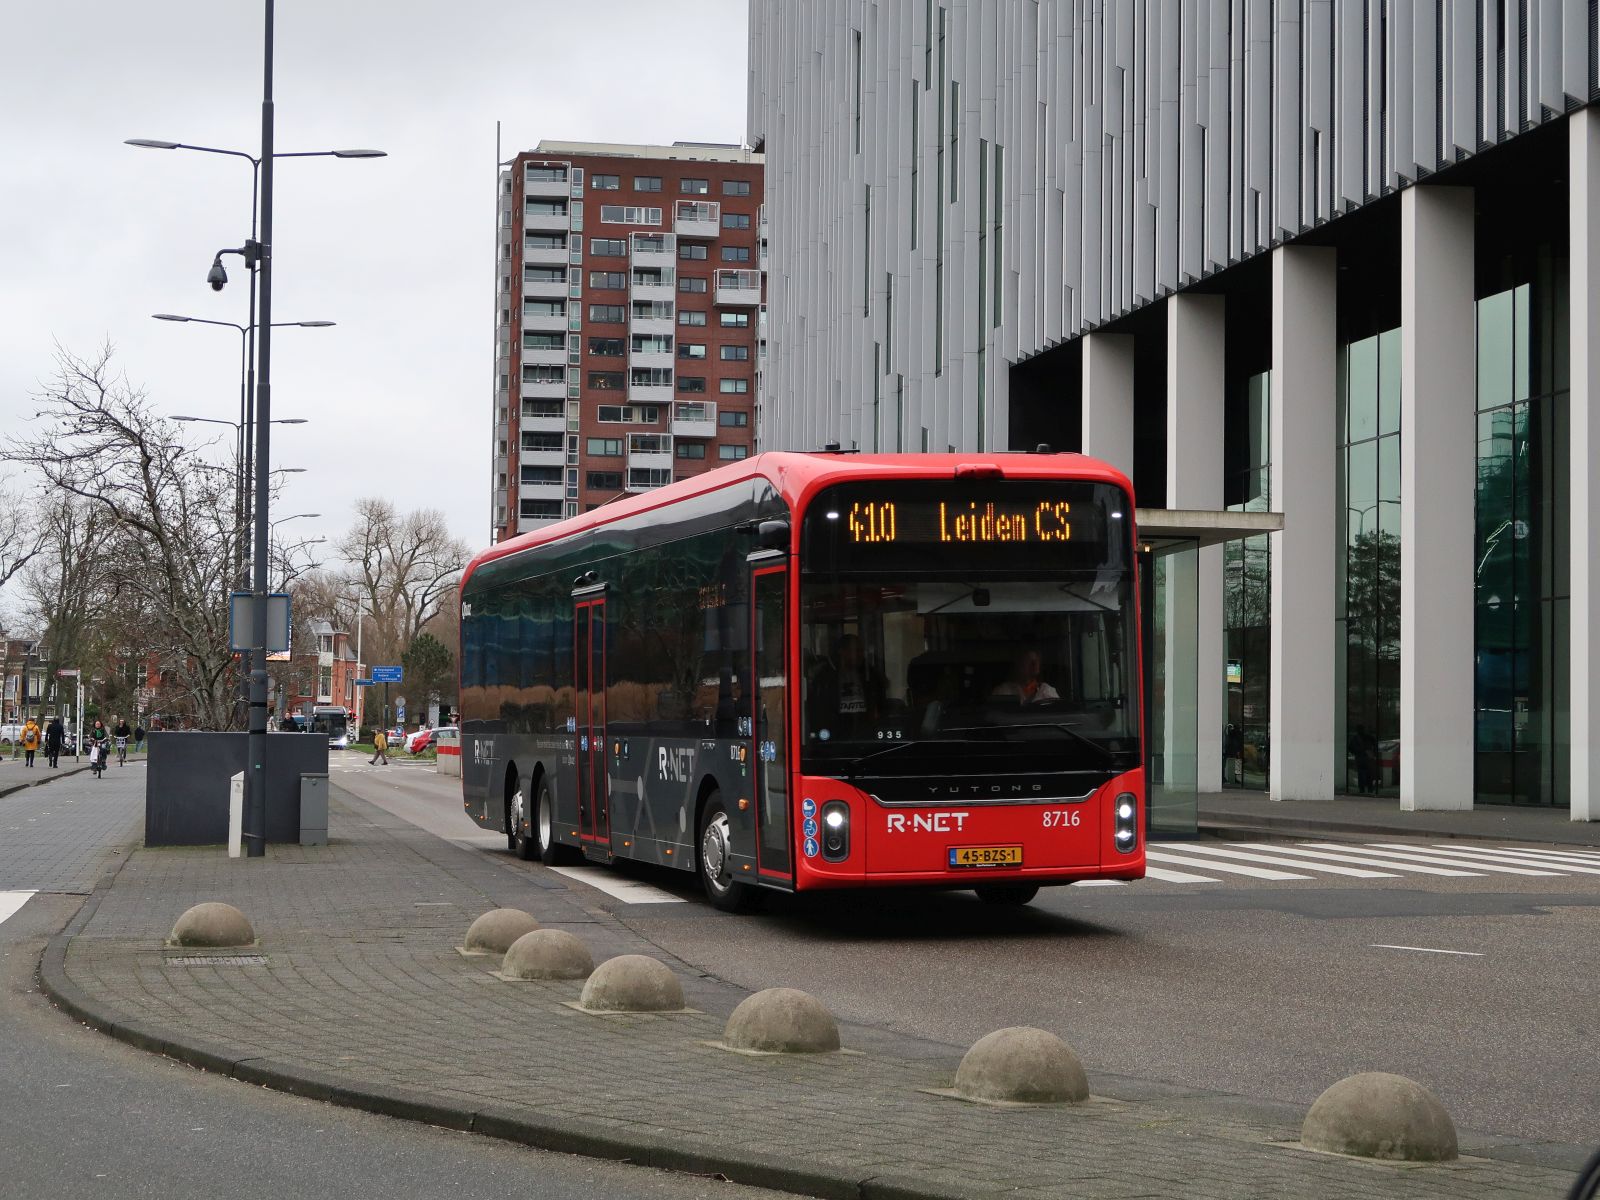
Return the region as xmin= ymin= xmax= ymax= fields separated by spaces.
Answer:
xmin=1371 ymin=944 xmax=1484 ymax=957
xmin=1306 ymin=843 xmax=1563 ymax=876
xmin=1398 ymin=844 xmax=1600 ymax=876
xmin=0 ymin=890 xmax=35 ymax=927
xmin=1167 ymin=844 xmax=1399 ymax=879
xmin=546 ymin=865 xmax=686 ymax=905
xmin=1071 ymin=879 xmax=1126 ymax=887
xmin=1234 ymin=843 xmax=1482 ymax=877
xmin=1459 ymin=845 xmax=1600 ymax=868
xmin=1144 ymin=849 xmax=1311 ymax=881
xmin=1141 ymin=865 xmax=1223 ymax=884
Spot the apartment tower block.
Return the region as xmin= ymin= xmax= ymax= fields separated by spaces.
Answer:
xmin=491 ymin=140 xmax=765 ymax=542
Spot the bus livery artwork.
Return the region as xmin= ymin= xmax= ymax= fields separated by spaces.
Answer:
xmin=457 ymin=452 xmax=1144 ymax=912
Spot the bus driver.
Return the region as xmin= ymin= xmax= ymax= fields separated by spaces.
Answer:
xmin=990 ymin=648 xmax=1060 ymax=705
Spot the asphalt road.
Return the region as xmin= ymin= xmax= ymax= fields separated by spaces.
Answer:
xmin=0 ymin=762 xmax=786 ymax=1200
xmin=337 ymin=756 xmax=1600 ymax=1147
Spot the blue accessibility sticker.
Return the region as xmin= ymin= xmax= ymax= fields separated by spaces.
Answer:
xmin=803 ymin=837 xmax=820 ymax=858
xmin=801 ymin=797 xmax=816 ymax=818
xmin=803 ymin=816 xmax=818 ymax=838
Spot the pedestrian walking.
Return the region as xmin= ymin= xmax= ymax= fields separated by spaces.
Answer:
xmin=20 ymin=718 xmax=39 ymax=767
xmin=44 ymin=716 xmax=63 ymax=768
xmin=134 ymin=722 xmax=146 ymax=752
xmin=369 ymin=727 xmax=389 ymax=766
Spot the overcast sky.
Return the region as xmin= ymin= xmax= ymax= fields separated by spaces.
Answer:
xmin=0 ymin=0 xmax=750 ymax=563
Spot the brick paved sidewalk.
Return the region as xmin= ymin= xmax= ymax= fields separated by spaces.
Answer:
xmin=42 ymin=783 xmax=1583 ymax=1200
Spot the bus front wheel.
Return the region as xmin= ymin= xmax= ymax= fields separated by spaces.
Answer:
xmin=974 ymin=884 xmax=1039 ymax=906
xmin=698 ymin=792 xmax=756 ymax=913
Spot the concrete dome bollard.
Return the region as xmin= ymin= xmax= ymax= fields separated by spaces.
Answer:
xmin=723 ymin=988 xmax=840 ymax=1053
xmin=462 ymin=908 xmax=540 ymax=955
xmin=578 ymin=954 xmax=685 ymax=1012
xmin=954 ymin=1026 xmax=1089 ymax=1104
xmin=1302 ymin=1072 xmax=1458 ymax=1161
xmin=168 ymin=902 xmax=255 ymax=948
xmin=501 ymin=929 xmax=594 ymax=980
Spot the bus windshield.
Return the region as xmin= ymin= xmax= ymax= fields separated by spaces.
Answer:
xmin=310 ymin=710 xmax=348 ymax=741
xmin=799 ymin=479 xmax=1138 ymax=778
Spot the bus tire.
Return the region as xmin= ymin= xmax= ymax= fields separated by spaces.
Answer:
xmin=510 ymin=779 xmax=536 ymax=860
xmin=697 ymin=791 xmax=756 ymax=913
xmin=533 ymin=777 xmax=576 ymax=866
xmin=974 ymin=884 xmax=1039 ymax=906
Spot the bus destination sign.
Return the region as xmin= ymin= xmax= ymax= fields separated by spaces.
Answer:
xmin=846 ymin=498 xmax=1076 ymax=545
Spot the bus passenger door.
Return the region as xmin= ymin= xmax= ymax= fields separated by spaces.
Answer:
xmin=574 ymin=595 xmax=610 ymax=849
xmin=751 ymin=565 xmax=792 ymax=880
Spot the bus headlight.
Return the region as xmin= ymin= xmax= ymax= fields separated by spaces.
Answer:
xmin=820 ymin=801 xmax=850 ymax=862
xmin=1113 ymin=792 xmax=1138 ymax=854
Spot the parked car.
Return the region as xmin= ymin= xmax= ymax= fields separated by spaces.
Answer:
xmin=406 ymin=725 xmax=456 ymax=755
xmin=0 ymin=723 xmax=22 ymax=747
xmin=385 ymin=726 xmax=405 ymax=745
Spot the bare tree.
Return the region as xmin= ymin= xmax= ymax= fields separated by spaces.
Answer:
xmin=5 ymin=345 xmax=246 ymax=729
xmin=334 ymin=497 xmax=471 ymax=666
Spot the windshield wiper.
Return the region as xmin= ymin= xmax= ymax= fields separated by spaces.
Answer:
xmin=831 ymin=738 xmax=986 ymax=776
xmin=940 ymin=722 xmax=1118 ymax=762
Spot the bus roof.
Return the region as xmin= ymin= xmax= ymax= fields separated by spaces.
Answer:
xmin=463 ymin=450 xmax=1132 ymax=591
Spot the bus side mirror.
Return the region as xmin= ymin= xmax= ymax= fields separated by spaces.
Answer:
xmin=756 ymin=520 xmax=790 ymax=552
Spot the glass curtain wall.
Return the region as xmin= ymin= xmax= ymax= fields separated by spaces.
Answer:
xmin=1222 ymin=370 xmax=1271 ymax=790
xmin=1334 ymin=329 xmax=1402 ymax=796
xmin=1474 ymin=276 xmax=1570 ymax=806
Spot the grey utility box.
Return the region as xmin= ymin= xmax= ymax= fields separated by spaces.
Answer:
xmin=300 ymin=772 xmax=329 ymax=846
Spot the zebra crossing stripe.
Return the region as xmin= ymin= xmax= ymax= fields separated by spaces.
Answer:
xmin=0 ymin=891 xmax=34 ymax=927
xmin=1406 ymin=844 xmax=1600 ymax=875
xmin=1144 ymin=849 xmax=1311 ymax=881
xmin=1301 ymin=843 xmax=1562 ymax=876
xmin=1142 ymin=864 xmax=1223 ymax=884
xmin=1229 ymin=843 xmax=1482 ymax=877
xmin=1454 ymin=845 xmax=1600 ymax=869
xmin=1165 ymin=844 xmax=1399 ymax=879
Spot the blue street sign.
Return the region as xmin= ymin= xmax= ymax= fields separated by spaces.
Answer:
xmin=354 ymin=679 xmax=375 ymax=687
xmin=371 ymin=666 xmax=403 ymax=683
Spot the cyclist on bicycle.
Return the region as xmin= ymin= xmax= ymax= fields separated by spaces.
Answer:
xmin=113 ymin=716 xmax=132 ymax=766
xmin=86 ymin=719 xmax=110 ymax=777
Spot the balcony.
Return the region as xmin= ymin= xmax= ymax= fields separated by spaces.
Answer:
xmin=521 ymin=308 xmax=567 ymax=333
xmin=517 ymin=511 xmax=563 ymax=533
xmin=630 ymin=271 xmax=674 ymax=305
xmin=520 ymin=376 xmax=565 ymax=400
xmin=524 ymin=168 xmax=569 ymax=199
xmin=629 ymin=308 xmax=673 ymax=338
xmin=520 ymin=410 xmax=565 ymax=434
xmin=715 ymin=269 xmax=762 ymax=307
xmin=674 ymin=200 xmax=720 ymax=239
xmin=671 ymin=401 xmax=717 ymax=438
xmin=523 ymin=203 xmax=570 ymax=233
xmin=626 ymin=433 xmax=673 ymax=472
xmin=628 ymin=378 xmax=673 ymax=406
xmin=522 ymin=274 xmax=568 ymax=300
xmin=518 ymin=477 xmax=564 ymax=500
xmin=520 ymin=342 xmax=567 ymax=366
xmin=522 ymin=241 xmax=569 ymax=267
xmin=630 ymin=232 xmax=676 ymax=269
xmin=519 ymin=445 xmax=565 ymax=468
xmin=630 ymin=343 xmax=674 ymax=371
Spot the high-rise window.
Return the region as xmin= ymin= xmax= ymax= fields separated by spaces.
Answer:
xmin=588 ymin=271 xmax=625 ymax=289
xmin=587 ymin=304 xmax=624 ymax=323
xmin=679 ymin=277 xmax=708 ymax=293
xmin=587 ymin=337 xmax=624 ymax=357
xmin=722 ymin=213 xmax=751 ymax=229
xmin=720 ymin=246 xmax=752 ymax=262
xmin=586 ymin=437 xmax=623 ymax=456
xmin=719 ymin=378 xmax=749 ymax=394
xmin=633 ymin=176 xmax=662 ymax=192
xmin=717 ymin=444 xmax=749 ymax=460
xmin=680 ymin=178 xmax=709 ymax=194
xmin=680 ymin=243 xmax=708 ymax=260
xmin=591 ymin=174 xmax=620 ymax=190
xmin=719 ymin=345 xmax=749 ymax=361
xmin=590 ymin=238 xmax=626 ymax=256
xmin=722 ymin=180 xmax=751 ymax=197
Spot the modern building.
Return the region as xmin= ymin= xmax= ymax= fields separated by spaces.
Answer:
xmin=491 ymin=140 xmax=766 ymax=543
xmin=749 ymin=2 xmax=1600 ymax=820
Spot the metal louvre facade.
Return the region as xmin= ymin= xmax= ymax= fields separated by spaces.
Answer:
xmin=747 ymin=0 xmax=1600 ymax=453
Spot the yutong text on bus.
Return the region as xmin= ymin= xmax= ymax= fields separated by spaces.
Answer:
xmin=457 ymin=451 xmax=1144 ymax=911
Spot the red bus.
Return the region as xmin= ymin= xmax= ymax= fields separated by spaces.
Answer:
xmin=458 ymin=451 xmax=1144 ymax=911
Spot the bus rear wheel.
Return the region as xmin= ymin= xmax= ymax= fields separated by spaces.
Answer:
xmin=510 ymin=782 xmax=535 ymax=859
xmin=698 ymin=792 xmax=756 ymax=913
xmin=974 ymin=883 xmax=1039 ymax=906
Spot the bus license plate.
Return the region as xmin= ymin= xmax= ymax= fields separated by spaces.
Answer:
xmin=948 ymin=845 xmax=1023 ymax=869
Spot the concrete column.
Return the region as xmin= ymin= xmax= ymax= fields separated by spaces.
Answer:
xmin=1167 ymin=293 xmax=1226 ymax=793
xmin=1081 ymin=332 xmax=1135 ymax=477
xmin=1571 ymin=108 xmax=1600 ymax=820
xmin=1399 ymin=185 xmax=1476 ymax=811
xmin=1269 ymin=246 xmax=1338 ymax=801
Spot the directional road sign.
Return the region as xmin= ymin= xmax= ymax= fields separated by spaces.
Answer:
xmin=371 ymin=666 xmax=403 ymax=683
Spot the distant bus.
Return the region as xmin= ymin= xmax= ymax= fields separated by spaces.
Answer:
xmin=309 ymin=705 xmax=350 ymax=749
xmin=458 ymin=452 xmax=1144 ymax=911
